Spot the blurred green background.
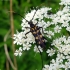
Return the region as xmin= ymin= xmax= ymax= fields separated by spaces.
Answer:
xmin=0 ymin=0 xmax=60 ymax=70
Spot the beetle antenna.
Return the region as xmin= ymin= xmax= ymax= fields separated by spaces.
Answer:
xmin=31 ymin=9 xmax=38 ymax=21
xmin=8 ymin=11 xmax=29 ymax=22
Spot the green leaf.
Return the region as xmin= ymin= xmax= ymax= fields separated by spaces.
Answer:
xmin=0 ymin=28 xmax=8 ymax=36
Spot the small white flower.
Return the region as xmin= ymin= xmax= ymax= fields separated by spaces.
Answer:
xmin=62 ymin=22 xmax=69 ymax=27
xmin=34 ymin=46 xmax=39 ymax=52
xmin=13 ymin=31 xmax=25 ymax=45
xmin=14 ymin=47 xmax=22 ymax=56
xmin=57 ymin=53 xmax=65 ymax=62
xmin=46 ymin=48 xmax=55 ymax=56
xmin=45 ymin=21 xmax=51 ymax=28
xmin=52 ymin=39 xmax=62 ymax=48
xmin=46 ymin=31 xmax=54 ymax=38
xmin=64 ymin=62 xmax=70 ymax=69
xmin=42 ymin=65 xmax=49 ymax=70
xmin=23 ymin=43 xmax=31 ymax=50
xmin=54 ymin=25 xmax=61 ymax=33
xmin=59 ymin=36 xmax=66 ymax=42
xmin=34 ymin=46 xmax=43 ymax=53
xmin=62 ymin=44 xmax=70 ymax=55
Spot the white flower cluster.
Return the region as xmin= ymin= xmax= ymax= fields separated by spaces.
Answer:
xmin=43 ymin=53 xmax=70 ymax=70
xmin=13 ymin=0 xmax=70 ymax=69
xmin=43 ymin=0 xmax=70 ymax=70
xmin=14 ymin=47 xmax=22 ymax=56
xmin=44 ymin=36 xmax=70 ymax=70
xmin=60 ymin=0 xmax=70 ymax=5
xmin=52 ymin=36 xmax=70 ymax=55
xmin=13 ymin=7 xmax=53 ymax=56
xmin=51 ymin=6 xmax=70 ymax=29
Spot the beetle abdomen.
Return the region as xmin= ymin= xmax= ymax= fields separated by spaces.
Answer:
xmin=30 ymin=26 xmax=46 ymax=48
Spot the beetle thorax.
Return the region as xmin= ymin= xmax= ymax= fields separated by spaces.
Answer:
xmin=28 ymin=21 xmax=35 ymax=28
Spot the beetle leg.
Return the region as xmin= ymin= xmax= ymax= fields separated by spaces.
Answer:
xmin=39 ymin=27 xmax=44 ymax=34
xmin=25 ymin=27 xmax=30 ymax=29
xmin=25 ymin=31 xmax=31 ymax=36
xmin=35 ymin=21 xmax=44 ymax=33
xmin=25 ymin=31 xmax=31 ymax=38
xmin=25 ymin=27 xmax=30 ymax=38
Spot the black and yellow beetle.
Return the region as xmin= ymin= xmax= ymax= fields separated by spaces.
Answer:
xmin=25 ymin=10 xmax=46 ymax=49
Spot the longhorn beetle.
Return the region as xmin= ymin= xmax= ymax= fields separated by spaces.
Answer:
xmin=25 ymin=10 xmax=46 ymax=49
xmin=13 ymin=9 xmax=47 ymax=69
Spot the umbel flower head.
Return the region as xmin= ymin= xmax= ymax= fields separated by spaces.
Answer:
xmin=13 ymin=0 xmax=70 ymax=70
xmin=13 ymin=7 xmax=53 ymax=55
